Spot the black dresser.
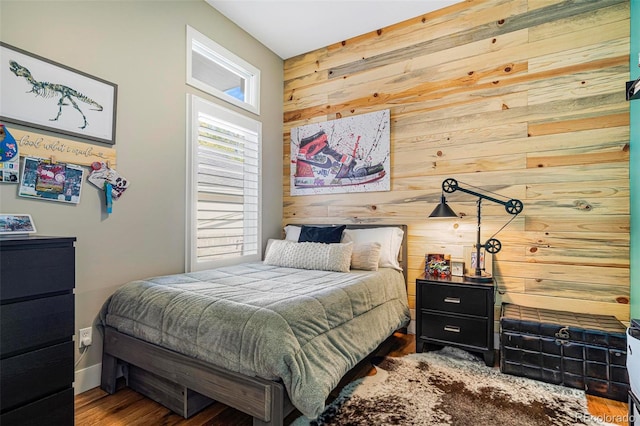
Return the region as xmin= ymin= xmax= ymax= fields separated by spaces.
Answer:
xmin=416 ymin=274 xmax=495 ymax=366
xmin=0 ymin=236 xmax=76 ymax=425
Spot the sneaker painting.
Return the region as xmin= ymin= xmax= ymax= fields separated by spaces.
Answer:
xmin=290 ymin=110 xmax=390 ymax=196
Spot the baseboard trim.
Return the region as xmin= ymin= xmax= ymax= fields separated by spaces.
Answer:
xmin=407 ymin=318 xmax=416 ymax=335
xmin=75 ymin=363 xmax=102 ymax=395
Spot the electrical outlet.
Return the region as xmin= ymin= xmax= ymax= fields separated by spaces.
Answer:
xmin=79 ymin=327 xmax=92 ymax=348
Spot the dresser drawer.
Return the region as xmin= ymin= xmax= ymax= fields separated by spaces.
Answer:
xmin=0 ymin=246 xmax=75 ymax=301
xmin=420 ymin=312 xmax=488 ymax=349
xmin=0 ymin=387 xmax=74 ymax=426
xmin=0 ymin=341 xmax=74 ymax=411
xmin=0 ymin=293 xmax=74 ymax=357
xmin=419 ymin=282 xmax=488 ymax=317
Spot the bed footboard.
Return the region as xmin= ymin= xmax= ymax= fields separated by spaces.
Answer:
xmin=100 ymin=326 xmax=294 ymax=425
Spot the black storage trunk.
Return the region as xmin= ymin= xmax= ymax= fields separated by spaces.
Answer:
xmin=500 ymin=303 xmax=629 ymax=401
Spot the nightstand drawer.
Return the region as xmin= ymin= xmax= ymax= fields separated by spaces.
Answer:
xmin=420 ymin=282 xmax=488 ymax=317
xmin=420 ymin=312 xmax=488 ymax=349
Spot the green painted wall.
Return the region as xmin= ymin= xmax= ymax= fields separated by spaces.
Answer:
xmin=631 ymin=0 xmax=639 ymax=320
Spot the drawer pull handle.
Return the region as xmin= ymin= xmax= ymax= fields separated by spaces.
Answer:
xmin=444 ymin=325 xmax=460 ymax=333
xmin=444 ymin=297 xmax=461 ymax=304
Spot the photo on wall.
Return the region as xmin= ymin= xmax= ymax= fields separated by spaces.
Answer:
xmin=290 ymin=109 xmax=390 ymax=196
xmin=19 ymin=157 xmax=84 ymax=204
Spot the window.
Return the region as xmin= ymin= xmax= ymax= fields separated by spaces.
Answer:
xmin=186 ymin=25 xmax=260 ymax=115
xmin=186 ymin=95 xmax=261 ymax=271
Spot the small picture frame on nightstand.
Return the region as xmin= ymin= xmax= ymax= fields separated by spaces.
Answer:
xmin=451 ymin=261 xmax=464 ymax=277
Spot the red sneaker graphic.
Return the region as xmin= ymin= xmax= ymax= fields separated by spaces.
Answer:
xmin=294 ymin=131 xmax=385 ymax=188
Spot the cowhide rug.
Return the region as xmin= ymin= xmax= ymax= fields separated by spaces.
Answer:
xmin=294 ymin=347 xmax=613 ymax=426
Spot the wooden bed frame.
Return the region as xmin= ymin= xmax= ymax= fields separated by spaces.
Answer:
xmin=101 ymin=224 xmax=408 ymax=425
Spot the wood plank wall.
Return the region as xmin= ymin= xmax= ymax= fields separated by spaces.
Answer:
xmin=282 ymin=0 xmax=631 ymax=321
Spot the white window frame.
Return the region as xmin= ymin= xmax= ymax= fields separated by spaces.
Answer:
xmin=186 ymin=25 xmax=260 ymax=115
xmin=186 ymin=94 xmax=262 ymax=272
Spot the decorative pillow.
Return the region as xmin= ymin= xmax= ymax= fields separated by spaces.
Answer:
xmin=284 ymin=225 xmax=301 ymax=241
xmin=298 ymin=225 xmax=346 ymax=244
xmin=264 ymin=238 xmax=280 ymax=258
xmin=350 ymin=242 xmax=382 ymax=271
xmin=263 ymin=240 xmax=353 ymax=273
xmin=341 ymin=227 xmax=404 ymax=271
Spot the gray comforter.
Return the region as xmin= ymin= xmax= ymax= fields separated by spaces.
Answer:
xmin=101 ymin=262 xmax=410 ymax=418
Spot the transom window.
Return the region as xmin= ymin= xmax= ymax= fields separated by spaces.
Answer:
xmin=186 ymin=25 xmax=260 ymax=115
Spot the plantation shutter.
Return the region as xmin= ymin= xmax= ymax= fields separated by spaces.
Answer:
xmin=193 ymin=103 xmax=260 ymax=265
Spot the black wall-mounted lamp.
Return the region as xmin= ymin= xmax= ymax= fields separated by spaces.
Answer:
xmin=429 ymin=178 xmax=524 ymax=283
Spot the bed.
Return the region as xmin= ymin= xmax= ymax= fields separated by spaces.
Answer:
xmin=99 ymin=224 xmax=410 ymax=425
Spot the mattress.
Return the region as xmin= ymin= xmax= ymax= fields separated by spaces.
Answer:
xmin=100 ymin=262 xmax=410 ymax=418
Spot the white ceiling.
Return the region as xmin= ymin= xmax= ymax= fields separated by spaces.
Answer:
xmin=206 ymin=0 xmax=461 ymax=59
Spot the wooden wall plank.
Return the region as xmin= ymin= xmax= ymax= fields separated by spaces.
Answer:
xmin=528 ymin=38 xmax=629 ymax=73
xmin=525 ymin=215 xmax=629 ymax=233
xmin=528 ymin=112 xmax=629 ymax=136
xmin=498 ymin=293 xmax=629 ymax=322
xmin=529 ymin=2 xmax=629 ymax=42
xmin=526 ymin=179 xmax=629 ymax=199
xmin=522 ymin=278 xmax=630 ymax=303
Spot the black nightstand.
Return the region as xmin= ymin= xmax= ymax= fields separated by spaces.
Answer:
xmin=416 ymin=273 xmax=495 ymax=366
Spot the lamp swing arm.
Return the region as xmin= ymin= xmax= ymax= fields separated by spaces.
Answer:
xmin=440 ymin=178 xmax=524 ymax=261
xmin=442 ymin=178 xmax=523 ymax=216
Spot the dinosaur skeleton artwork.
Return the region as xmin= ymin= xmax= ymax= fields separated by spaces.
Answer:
xmin=9 ymin=60 xmax=103 ymax=130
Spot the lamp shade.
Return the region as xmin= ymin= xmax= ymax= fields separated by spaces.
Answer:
xmin=429 ymin=194 xmax=457 ymax=218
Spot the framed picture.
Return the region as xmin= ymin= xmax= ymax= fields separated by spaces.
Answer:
xmin=425 ymin=253 xmax=450 ymax=277
xmin=451 ymin=261 xmax=465 ymax=277
xmin=290 ymin=109 xmax=390 ymax=196
xmin=464 ymin=246 xmax=492 ymax=275
xmin=471 ymin=250 xmax=485 ymax=270
xmin=0 ymin=42 xmax=117 ymax=145
xmin=0 ymin=214 xmax=36 ymax=235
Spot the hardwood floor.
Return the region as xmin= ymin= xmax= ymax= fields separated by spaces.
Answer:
xmin=75 ymin=333 xmax=630 ymax=425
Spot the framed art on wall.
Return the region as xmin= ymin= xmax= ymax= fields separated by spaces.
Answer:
xmin=290 ymin=109 xmax=390 ymax=196
xmin=0 ymin=42 xmax=118 ymax=145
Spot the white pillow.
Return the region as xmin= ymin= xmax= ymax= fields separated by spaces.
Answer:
xmin=350 ymin=242 xmax=382 ymax=271
xmin=284 ymin=225 xmax=301 ymax=241
xmin=341 ymin=227 xmax=404 ymax=271
xmin=264 ymin=239 xmax=353 ymax=273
